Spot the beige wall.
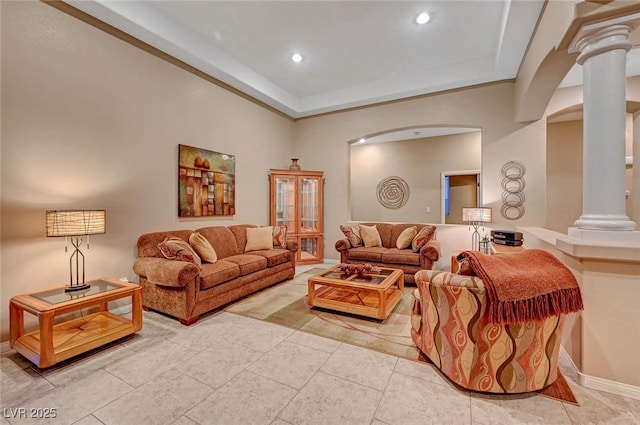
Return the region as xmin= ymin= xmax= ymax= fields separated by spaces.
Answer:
xmin=0 ymin=1 xmax=295 ymax=339
xmin=547 ymin=120 xmax=583 ymax=233
xmin=547 ymin=115 xmax=634 ymax=234
xmin=350 ymin=132 xmax=481 ymax=223
xmin=295 ymin=81 xmax=550 ymax=265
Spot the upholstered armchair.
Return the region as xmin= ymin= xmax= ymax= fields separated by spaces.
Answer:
xmin=411 ymin=269 xmax=566 ymax=393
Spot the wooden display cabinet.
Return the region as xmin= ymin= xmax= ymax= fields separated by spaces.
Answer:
xmin=269 ymin=169 xmax=324 ymax=264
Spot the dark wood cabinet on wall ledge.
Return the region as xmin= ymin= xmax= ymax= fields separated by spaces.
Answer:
xmin=269 ymin=169 xmax=324 ymax=264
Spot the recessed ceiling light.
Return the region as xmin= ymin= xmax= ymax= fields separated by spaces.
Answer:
xmin=416 ymin=12 xmax=430 ymax=25
xmin=291 ymin=53 xmax=303 ymax=63
xmin=358 ymin=138 xmax=366 ymax=143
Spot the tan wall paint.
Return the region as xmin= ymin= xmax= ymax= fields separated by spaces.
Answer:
xmin=295 ymin=81 xmax=549 ymax=265
xmin=546 ymin=92 xmax=638 ymax=234
xmin=0 ymin=1 xmax=295 ymax=339
xmin=547 ymin=120 xmax=583 ymax=233
xmin=350 ymin=132 xmax=481 ymax=223
xmin=634 ymin=113 xmax=640 ymax=225
xmin=514 ymin=0 xmax=580 ymax=122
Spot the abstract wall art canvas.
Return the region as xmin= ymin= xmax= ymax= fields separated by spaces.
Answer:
xmin=178 ymin=144 xmax=235 ymax=217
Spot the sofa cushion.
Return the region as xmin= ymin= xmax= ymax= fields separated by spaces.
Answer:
xmin=224 ymin=254 xmax=268 ymax=276
xmin=245 ymin=226 xmax=274 ymax=252
xmin=189 ymin=232 xmax=217 ymax=263
xmin=158 ymin=236 xmax=202 ymax=266
xmin=347 ymin=247 xmax=386 ymax=262
xmin=250 ymin=248 xmax=291 ymax=267
xmin=411 ymin=225 xmax=436 ymax=252
xmin=200 ymin=261 xmax=240 ymax=290
xmin=340 ymin=225 xmax=362 ymax=247
xmin=359 ymin=224 xmax=382 ymax=247
xmin=381 ymin=248 xmax=420 ymax=266
xmin=396 ymin=226 xmax=417 ymax=249
xmin=364 ymin=223 xmax=394 ymax=248
xmin=195 ymin=226 xmax=240 ymax=259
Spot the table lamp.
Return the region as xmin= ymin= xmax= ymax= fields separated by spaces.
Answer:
xmin=46 ymin=209 xmax=106 ymax=291
xmin=462 ymin=207 xmax=492 ymax=251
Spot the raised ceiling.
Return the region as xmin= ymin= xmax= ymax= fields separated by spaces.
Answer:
xmin=66 ymin=0 xmax=547 ymax=118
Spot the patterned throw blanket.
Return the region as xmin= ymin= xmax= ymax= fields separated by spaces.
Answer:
xmin=457 ymin=249 xmax=583 ymax=324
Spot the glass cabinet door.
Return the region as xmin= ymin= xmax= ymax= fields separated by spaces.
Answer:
xmin=299 ymin=235 xmax=323 ymax=263
xmin=299 ymin=176 xmax=322 ymax=233
xmin=274 ymin=176 xmax=296 ymax=231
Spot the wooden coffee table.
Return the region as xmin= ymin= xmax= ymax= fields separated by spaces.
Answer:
xmin=307 ymin=265 xmax=403 ymax=320
xmin=9 ymin=278 xmax=142 ymax=368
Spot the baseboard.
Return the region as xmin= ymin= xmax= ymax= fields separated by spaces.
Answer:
xmin=322 ymin=258 xmax=339 ymax=264
xmin=560 ymin=346 xmax=640 ymax=400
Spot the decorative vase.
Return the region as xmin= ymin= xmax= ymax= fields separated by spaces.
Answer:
xmin=289 ymin=158 xmax=301 ymax=170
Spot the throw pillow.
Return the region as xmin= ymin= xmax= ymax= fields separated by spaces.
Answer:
xmin=340 ymin=224 xmax=362 ymax=247
xmin=411 ymin=225 xmax=436 ymax=252
xmin=396 ymin=226 xmax=417 ymax=249
xmin=359 ymin=224 xmax=382 ymax=248
xmin=158 ymin=236 xmax=202 ymax=266
xmin=245 ymin=226 xmax=274 ymax=252
xmin=188 ymin=232 xmax=217 ymax=263
xmin=272 ymin=225 xmax=288 ymax=249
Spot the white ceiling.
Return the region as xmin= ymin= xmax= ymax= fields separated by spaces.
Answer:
xmin=66 ymin=0 xmax=546 ymax=118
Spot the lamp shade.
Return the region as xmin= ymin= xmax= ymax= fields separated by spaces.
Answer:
xmin=462 ymin=207 xmax=492 ymax=223
xmin=46 ymin=210 xmax=106 ymax=237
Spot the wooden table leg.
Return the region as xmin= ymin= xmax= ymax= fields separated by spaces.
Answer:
xmin=39 ymin=311 xmax=56 ymax=368
xmin=378 ymin=288 xmax=387 ymax=319
xmin=99 ymin=300 xmax=108 ymax=311
xmin=307 ymin=280 xmax=315 ymax=305
xmin=9 ymin=302 xmax=24 ymax=347
xmin=132 ymin=287 xmax=143 ymax=332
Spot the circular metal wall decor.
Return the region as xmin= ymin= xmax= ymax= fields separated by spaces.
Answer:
xmin=500 ymin=160 xmax=526 ymax=220
xmin=377 ymin=176 xmax=410 ymax=209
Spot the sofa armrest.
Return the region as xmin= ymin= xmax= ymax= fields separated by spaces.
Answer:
xmin=335 ymin=238 xmax=351 ymax=252
xmin=133 ymin=257 xmax=200 ymax=287
xmin=419 ymin=239 xmax=441 ymax=261
xmin=286 ymin=240 xmax=299 ymax=253
xmin=415 ymin=270 xmax=484 ymax=291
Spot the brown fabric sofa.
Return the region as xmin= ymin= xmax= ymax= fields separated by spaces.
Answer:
xmin=335 ymin=222 xmax=440 ymax=284
xmin=133 ymin=224 xmax=297 ymax=325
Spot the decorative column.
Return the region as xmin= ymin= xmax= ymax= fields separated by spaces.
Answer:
xmin=568 ymin=15 xmax=640 ymax=241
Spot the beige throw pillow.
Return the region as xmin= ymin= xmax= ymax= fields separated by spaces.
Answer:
xmin=359 ymin=224 xmax=382 ymax=248
xmin=245 ymin=226 xmax=274 ymax=252
xmin=396 ymin=226 xmax=417 ymax=249
xmin=189 ymin=232 xmax=217 ymax=263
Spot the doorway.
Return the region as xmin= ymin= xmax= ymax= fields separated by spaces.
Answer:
xmin=441 ymin=170 xmax=481 ymax=224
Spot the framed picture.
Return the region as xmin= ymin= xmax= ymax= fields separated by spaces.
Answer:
xmin=178 ymin=144 xmax=235 ymax=217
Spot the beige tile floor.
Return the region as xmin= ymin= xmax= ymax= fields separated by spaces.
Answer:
xmin=1 ymin=266 xmax=639 ymax=425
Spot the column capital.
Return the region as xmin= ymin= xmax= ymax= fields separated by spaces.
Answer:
xmin=569 ymin=12 xmax=640 ymax=64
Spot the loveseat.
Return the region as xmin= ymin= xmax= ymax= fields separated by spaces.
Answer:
xmin=335 ymin=222 xmax=440 ymax=284
xmin=133 ymin=224 xmax=297 ymax=325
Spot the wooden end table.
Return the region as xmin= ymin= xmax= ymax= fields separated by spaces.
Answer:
xmin=9 ymin=277 xmax=142 ymax=368
xmin=307 ymin=266 xmax=403 ymax=320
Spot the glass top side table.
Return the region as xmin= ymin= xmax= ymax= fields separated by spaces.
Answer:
xmin=9 ymin=277 xmax=142 ymax=368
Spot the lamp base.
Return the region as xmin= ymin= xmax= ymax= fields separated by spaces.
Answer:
xmin=65 ymin=283 xmax=91 ymax=292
